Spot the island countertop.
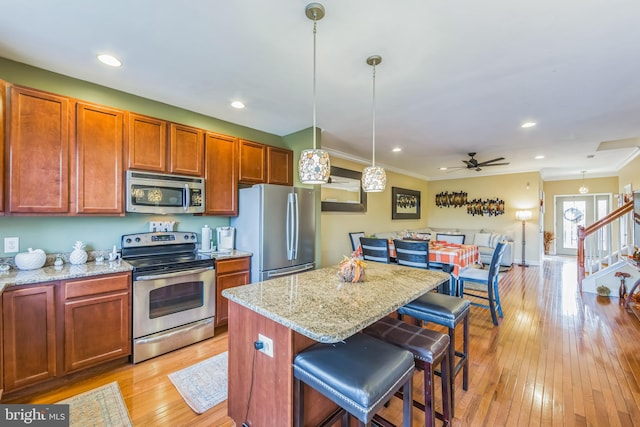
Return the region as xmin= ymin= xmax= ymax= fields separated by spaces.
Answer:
xmin=222 ymin=262 xmax=450 ymax=343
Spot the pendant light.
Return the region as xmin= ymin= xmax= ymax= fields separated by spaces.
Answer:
xmin=362 ymin=55 xmax=387 ymax=192
xmin=298 ymin=3 xmax=331 ymax=184
xmin=579 ymin=170 xmax=589 ymax=194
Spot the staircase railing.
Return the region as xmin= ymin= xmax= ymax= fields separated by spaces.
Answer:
xmin=577 ymin=199 xmax=633 ymax=287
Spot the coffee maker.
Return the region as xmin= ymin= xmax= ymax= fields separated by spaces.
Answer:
xmin=216 ymin=227 xmax=235 ymax=252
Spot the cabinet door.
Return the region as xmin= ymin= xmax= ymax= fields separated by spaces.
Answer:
xmin=215 ymin=257 xmax=250 ymax=326
xmin=127 ymin=113 xmax=167 ymax=172
xmin=0 ymin=81 xmax=5 ymax=214
xmin=169 ymin=123 xmax=204 ymax=176
xmin=3 ymin=284 xmax=57 ymax=392
xmin=239 ymin=139 xmax=267 ymax=184
xmin=8 ymin=85 xmax=70 ymax=213
xmin=267 ymin=146 xmax=294 ymax=186
xmin=62 ymin=274 xmax=131 ymax=373
xmin=75 ymin=102 xmax=124 ymax=214
xmin=205 ymin=132 xmax=238 ymax=216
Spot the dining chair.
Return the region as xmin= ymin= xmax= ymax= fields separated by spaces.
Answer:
xmin=393 ymin=239 xmax=429 ymax=269
xmin=359 ymin=237 xmax=391 ymax=263
xmin=457 ymin=240 xmax=508 ymax=326
xmin=349 ymin=231 xmax=366 ymax=252
xmin=435 ymin=233 xmax=466 ymax=245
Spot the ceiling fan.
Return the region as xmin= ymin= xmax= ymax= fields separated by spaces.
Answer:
xmin=449 ymin=152 xmax=510 ymax=172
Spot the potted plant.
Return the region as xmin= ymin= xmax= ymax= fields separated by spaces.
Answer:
xmin=543 ymin=231 xmax=555 ymax=255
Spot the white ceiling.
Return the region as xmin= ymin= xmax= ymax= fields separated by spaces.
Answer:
xmin=2 ymin=0 xmax=639 ymax=181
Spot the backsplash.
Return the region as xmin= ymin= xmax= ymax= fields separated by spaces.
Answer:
xmin=0 ymin=214 xmax=230 ymax=258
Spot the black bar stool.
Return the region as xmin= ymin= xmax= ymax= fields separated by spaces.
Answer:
xmin=363 ymin=316 xmax=452 ymax=427
xmin=293 ymin=333 xmax=415 ymax=427
xmin=397 ymin=292 xmax=470 ymax=417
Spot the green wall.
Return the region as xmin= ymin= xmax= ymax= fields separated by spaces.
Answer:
xmin=0 ymin=58 xmax=296 ymax=256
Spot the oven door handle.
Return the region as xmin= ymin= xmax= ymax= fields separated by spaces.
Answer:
xmin=135 ymin=266 xmax=214 ymax=281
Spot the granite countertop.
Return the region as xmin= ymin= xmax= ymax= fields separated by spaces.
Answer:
xmin=0 ymin=260 xmax=134 ymax=293
xmin=222 ymin=262 xmax=450 ymax=343
xmin=207 ymin=250 xmax=252 ymax=260
xmin=0 ymin=250 xmax=252 ymax=294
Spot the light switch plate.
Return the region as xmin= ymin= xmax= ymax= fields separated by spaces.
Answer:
xmin=4 ymin=237 xmax=19 ymax=253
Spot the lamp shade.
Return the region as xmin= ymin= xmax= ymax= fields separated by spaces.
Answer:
xmin=362 ymin=166 xmax=386 ymax=192
xmin=516 ymin=210 xmax=532 ymax=221
xmin=298 ymin=148 xmax=330 ymax=184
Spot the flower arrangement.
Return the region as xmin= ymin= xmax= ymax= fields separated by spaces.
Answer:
xmin=543 ymin=231 xmax=555 ymax=254
xmin=338 ymin=254 xmax=366 ymax=283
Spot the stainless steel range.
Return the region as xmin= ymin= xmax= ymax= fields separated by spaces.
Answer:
xmin=121 ymin=231 xmax=215 ymax=363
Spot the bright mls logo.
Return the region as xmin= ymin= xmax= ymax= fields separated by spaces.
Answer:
xmin=0 ymin=405 xmax=69 ymax=426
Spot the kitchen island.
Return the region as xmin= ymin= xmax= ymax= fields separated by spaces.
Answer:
xmin=222 ymin=262 xmax=450 ymax=426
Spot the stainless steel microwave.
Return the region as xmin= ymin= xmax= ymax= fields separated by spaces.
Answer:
xmin=126 ymin=170 xmax=205 ymax=214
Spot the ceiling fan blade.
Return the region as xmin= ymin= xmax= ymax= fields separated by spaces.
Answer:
xmin=478 ymin=162 xmax=510 ymax=167
xmin=476 ymin=157 xmax=505 ymax=166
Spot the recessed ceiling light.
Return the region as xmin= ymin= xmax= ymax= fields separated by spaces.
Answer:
xmin=439 ymin=167 xmax=447 ymax=171
xmin=97 ymin=54 xmax=122 ymax=67
xmin=392 ymin=147 xmax=401 ymax=153
xmin=231 ymin=101 xmax=245 ymax=109
xmin=535 ymin=155 xmax=545 ymax=160
xmin=521 ymin=121 xmax=537 ymax=128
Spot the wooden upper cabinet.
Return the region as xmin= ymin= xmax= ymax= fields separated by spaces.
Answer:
xmin=239 ymin=139 xmax=267 ymax=184
xmin=267 ymin=146 xmax=294 ymax=186
xmin=169 ymin=123 xmax=204 ymax=176
xmin=7 ymin=85 xmax=70 ymax=213
xmin=75 ymin=102 xmax=124 ymax=214
xmin=205 ymin=132 xmax=238 ymax=216
xmin=126 ymin=113 xmax=167 ymax=172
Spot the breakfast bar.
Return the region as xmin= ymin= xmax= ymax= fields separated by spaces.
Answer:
xmin=222 ymin=262 xmax=450 ymax=426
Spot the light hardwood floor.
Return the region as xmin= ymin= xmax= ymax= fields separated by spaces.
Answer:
xmin=4 ymin=257 xmax=640 ymax=426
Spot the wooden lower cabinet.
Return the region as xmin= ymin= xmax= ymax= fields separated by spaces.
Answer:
xmin=61 ymin=273 xmax=131 ymax=373
xmin=1 ymin=273 xmax=131 ymax=394
xmin=215 ymin=257 xmax=250 ymax=327
xmin=2 ymin=283 xmax=57 ymax=392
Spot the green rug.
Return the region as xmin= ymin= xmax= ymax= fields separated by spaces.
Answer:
xmin=56 ymin=381 xmax=132 ymax=427
xmin=168 ymin=351 xmax=228 ymax=414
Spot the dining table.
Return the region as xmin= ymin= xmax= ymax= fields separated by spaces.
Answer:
xmin=388 ymin=239 xmax=481 ymax=278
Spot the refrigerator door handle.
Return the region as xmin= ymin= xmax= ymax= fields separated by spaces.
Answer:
xmin=286 ymin=193 xmax=295 ymax=260
xmin=292 ymin=193 xmax=299 ymax=259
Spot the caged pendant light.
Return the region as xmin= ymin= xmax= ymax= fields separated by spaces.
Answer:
xmin=362 ymin=55 xmax=387 ymax=192
xmin=298 ymin=3 xmax=331 ymax=184
xmin=578 ymin=170 xmax=589 ymax=194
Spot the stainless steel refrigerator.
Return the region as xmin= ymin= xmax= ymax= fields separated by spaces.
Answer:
xmin=230 ymin=184 xmax=315 ymax=283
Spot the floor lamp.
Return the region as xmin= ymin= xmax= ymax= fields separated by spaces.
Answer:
xmin=516 ymin=210 xmax=532 ymax=267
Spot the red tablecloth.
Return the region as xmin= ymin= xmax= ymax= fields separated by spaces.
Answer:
xmin=388 ymin=240 xmax=480 ymax=278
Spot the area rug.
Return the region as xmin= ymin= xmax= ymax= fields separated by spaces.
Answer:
xmin=168 ymin=351 xmax=228 ymax=414
xmin=56 ymin=381 xmax=132 ymax=427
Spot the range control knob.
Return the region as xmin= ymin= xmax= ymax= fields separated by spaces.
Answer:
xmin=135 ymin=237 xmax=141 ymax=243
xmin=125 ymin=238 xmax=132 ymax=244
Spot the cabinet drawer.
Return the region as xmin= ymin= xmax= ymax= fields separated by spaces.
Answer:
xmin=63 ymin=273 xmax=130 ymax=299
xmin=216 ymin=257 xmax=250 ymax=275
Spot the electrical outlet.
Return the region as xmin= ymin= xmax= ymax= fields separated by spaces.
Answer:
xmin=258 ymin=334 xmax=274 ymax=357
xmin=4 ymin=237 xmax=19 ymax=253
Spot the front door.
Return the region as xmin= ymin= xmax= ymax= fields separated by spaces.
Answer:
xmin=554 ymin=195 xmax=610 ymax=256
